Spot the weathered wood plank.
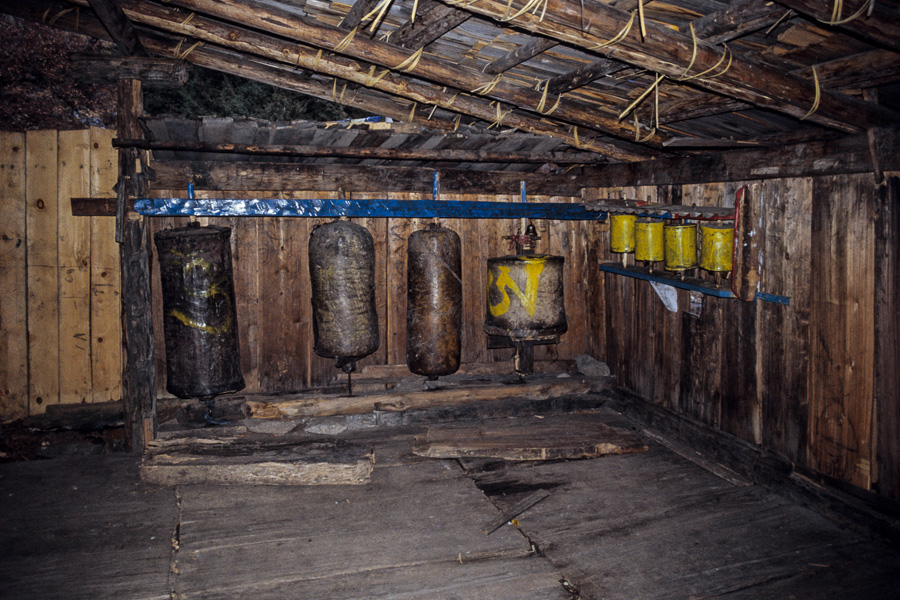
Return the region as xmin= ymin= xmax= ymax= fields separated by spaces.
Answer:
xmin=25 ymin=130 xmax=59 ymax=415
xmin=141 ymin=437 xmax=374 ymax=486
xmin=57 ymin=129 xmax=93 ymax=405
xmin=414 ymin=415 xmax=647 ymax=460
xmin=390 ymin=0 xmax=470 ymax=48
xmin=582 ymin=128 xmax=900 ymax=187
xmin=0 ymin=132 xmax=28 ymax=421
xmin=69 ymin=54 xmax=189 ymax=87
xmin=874 ymin=177 xmax=899 ymax=502
xmin=483 ymin=37 xmax=557 ymax=75
xmin=86 ymin=0 xmax=148 ymax=56
xmin=118 ymin=78 xmax=156 ymax=450
xmin=151 ymin=160 xmax=588 ymax=197
xmin=245 ymin=378 xmax=591 ymax=419
xmin=808 ymin=174 xmax=875 ymax=490
xmin=758 ymin=177 xmax=812 ymax=466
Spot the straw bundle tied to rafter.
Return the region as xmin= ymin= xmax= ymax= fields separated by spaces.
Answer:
xmin=173 ymin=37 xmax=203 ymax=59
xmin=534 ymin=80 xmax=563 ymax=115
xmin=821 ymin=0 xmax=874 ymax=25
xmin=44 ymin=6 xmax=79 ymax=27
xmin=801 ymin=66 xmax=820 ymax=120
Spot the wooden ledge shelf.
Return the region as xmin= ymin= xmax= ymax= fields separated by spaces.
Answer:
xmin=598 ymin=262 xmax=790 ymax=305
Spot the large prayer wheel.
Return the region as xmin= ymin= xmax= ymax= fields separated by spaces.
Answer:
xmin=308 ymin=219 xmax=379 ymax=371
xmin=407 ymin=223 xmax=462 ymax=378
xmin=484 ymin=254 xmax=567 ymax=341
xmin=154 ymin=223 xmax=244 ymax=399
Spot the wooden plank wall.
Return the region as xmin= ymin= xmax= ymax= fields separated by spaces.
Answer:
xmin=145 ymin=188 xmax=601 ymax=400
xmin=0 ymin=129 xmax=122 ymax=420
xmin=591 ymin=173 xmax=899 ymax=502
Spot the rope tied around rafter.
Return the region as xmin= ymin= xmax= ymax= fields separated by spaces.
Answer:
xmin=801 ymin=66 xmax=821 ymax=120
xmin=395 ymin=47 xmax=425 ymax=72
xmin=820 ymin=0 xmax=875 ymax=25
xmin=44 ymin=6 xmax=79 ymax=28
xmin=534 ymin=80 xmax=563 ymax=115
xmin=173 ymin=38 xmax=203 ymax=60
xmin=472 ymin=73 xmax=504 ymax=95
xmin=590 ymin=10 xmax=636 ymax=51
xmin=501 ymin=0 xmax=549 ymax=22
xmin=487 ymin=101 xmax=513 ymax=128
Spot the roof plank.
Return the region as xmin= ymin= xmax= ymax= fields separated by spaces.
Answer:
xmin=86 ymin=0 xmax=148 ymax=56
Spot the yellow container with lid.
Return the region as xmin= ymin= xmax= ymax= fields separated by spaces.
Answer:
xmin=609 ymin=214 xmax=637 ymax=253
xmin=634 ymin=219 xmax=664 ymax=262
xmin=699 ymin=221 xmax=734 ymax=272
xmin=664 ymin=223 xmax=697 ymax=271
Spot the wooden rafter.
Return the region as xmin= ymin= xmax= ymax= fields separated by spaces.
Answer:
xmin=775 ymin=0 xmax=900 ymax=52
xmin=87 ymin=0 xmax=148 ymax=56
xmin=389 ymin=0 xmax=470 ymax=49
xmin=25 ymin=0 xmax=654 ymax=160
xmin=547 ymin=58 xmax=623 ymax=95
xmin=113 ymin=138 xmax=606 ymax=163
xmin=483 ymin=37 xmax=557 ymax=75
xmin=141 ymin=0 xmax=659 ymax=144
xmin=69 ymin=54 xmax=191 ymax=87
xmin=438 ymin=0 xmax=899 ymax=132
xmin=691 ymin=0 xmax=786 ymax=44
xmin=339 ymin=0 xmax=382 ymax=31
xmin=75 ymin=0 xmax=666 ymax=152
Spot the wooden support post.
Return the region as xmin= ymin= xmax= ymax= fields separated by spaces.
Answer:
xmin=117 ymin=78 xmax=156 ymax=451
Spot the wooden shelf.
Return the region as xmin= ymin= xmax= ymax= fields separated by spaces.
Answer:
xmin=598 ymin=262 xmax=789 ymax=305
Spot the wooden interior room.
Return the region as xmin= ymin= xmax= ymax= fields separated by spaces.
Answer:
xmin=1 ymin=0 xmax=900 ymax=597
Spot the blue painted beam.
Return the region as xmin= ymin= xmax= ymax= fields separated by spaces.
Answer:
xmin=598 ymin=262 xmax=790 ymax=305
xmin=133 ymin=197 xmax=609 ymax=221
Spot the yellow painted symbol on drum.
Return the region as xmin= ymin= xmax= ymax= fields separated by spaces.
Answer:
xmin=487 ymin=257 xmax=546 ymax=318
xmin=166 ymin=249 xmax=233 ymax=334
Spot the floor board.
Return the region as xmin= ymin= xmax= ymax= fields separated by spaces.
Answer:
xmin=2 ymin=411 xmax=899 ymax=600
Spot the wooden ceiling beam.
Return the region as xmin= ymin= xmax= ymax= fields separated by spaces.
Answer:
xmin=97 ymin=0 xmax=665 ymax=152
xmin=155 ymin=0 xmax=666 ymax=143
xmin=50 ymin=0 xmax=654 ymax=160
xmin=775 ymin=0 xmax=900 ymax=52
xmin=438 ymin=0 xmax=900 ymax=132
xmin=691 ymin=0 xmax=787 ymax=44
xmin=339 ymin=0 xmax=383 ymax=31
xmin=582 ymin=127 xmax=900 ymax=186
xmin=86 ymin=0 xmax=148 ymax=55
xmin=151 ymin=160 xmax=589 ymax=196
xmin=69 ymin=54 xmax=191 ymax=87
xmin=547 ymin=58 xmax=623 ymax=95
xmin=389 ymin=0 xmax=470 ymax=49
xmin=548 ymin=0 xmax=784 ymax=96
xmin=657 ymin=48 xmax=900 ymax=124
xmin=482 ymin=37 xmax=557 ymax=75
xmin=114 ymin=138 xmax=606 ymax=163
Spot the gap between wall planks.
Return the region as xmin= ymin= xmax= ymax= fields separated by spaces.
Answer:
xmin=0 ymin=128 xmax=122 ymax=420
xmin=593 ymin=173 xmax=897 ymax=501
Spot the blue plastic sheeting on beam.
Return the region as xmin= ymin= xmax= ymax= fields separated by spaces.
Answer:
xmin=597 ymin=262 xmax=790 ymax=305
xmin=133 ymin=198 xmax=609 ymax=221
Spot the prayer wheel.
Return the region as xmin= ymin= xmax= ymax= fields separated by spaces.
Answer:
xmin=700 ymin=221 xmax=735 ymax=272
xmin=635 ymin=219 xmax=664 ymax=262
xmin=609 ymin=214 xmax=638 ymax=254
xmin=154 ymin=223 xmax=244 ymax=399
xmin=407 ymin=224 xmax=462 ymax=378
xmin=309 ymin=219 xmax=379 ymax=372
xmin=484 ymin=254 xmax=567 ymax=341
xmin=664 ymin=223 xmax=698 ymax=271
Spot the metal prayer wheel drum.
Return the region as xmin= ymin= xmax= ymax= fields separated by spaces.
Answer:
xmin=309 ymin=220 xmax=379 ymax=370
xmin=664 ymin=223 xmax=698 ymax=271
xmin=407 ymin=224 xmax=462 ymax=378
xmin=609 ymin=214 xmax=637 ymax=253
xmin=154 ymin=224 xmax=245 ymax=399
xmin=635 ymin=219 xmax=664 ymax=262
xmin=484 ymin=254 xmax=567 ymax=341
xmin=699 ymin=221 xmax=735 ymax=272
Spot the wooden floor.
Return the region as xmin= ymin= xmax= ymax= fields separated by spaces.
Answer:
xmin=2 ymin=407 xmax=900 ymax=600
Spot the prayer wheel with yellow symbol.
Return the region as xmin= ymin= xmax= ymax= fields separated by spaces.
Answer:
xmin=699 ymin=221 xmax=735 ymax=272
xmin=609 ymin=214 xmax=637 ymax=254
xmin=484 ymin=254 xmax=567 ymax=341
xmin=634 ymin=219 xmax=664 ymax=263
xmin=664 ymin=223 xmax=698 ymax=272
xmin=154 ymin=223 xmax=245 ymax=400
